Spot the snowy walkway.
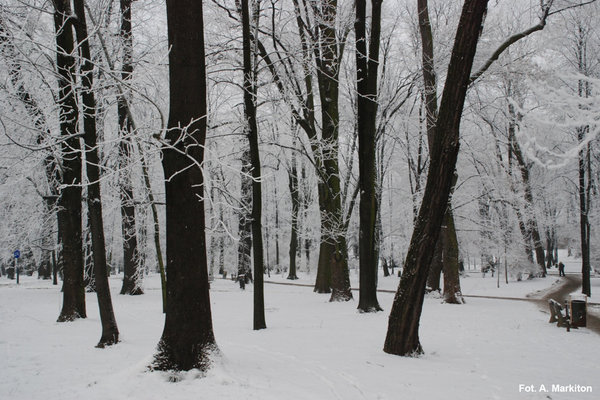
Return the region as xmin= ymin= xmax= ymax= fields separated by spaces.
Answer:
xmin=535 ymin=274 xmax=600 ymax=335
xmin=1 ymin=274 xmax=599 ymax=400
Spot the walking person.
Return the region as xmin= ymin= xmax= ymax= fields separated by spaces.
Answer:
xmin=558 ymin=262 xmax=565 ymax=277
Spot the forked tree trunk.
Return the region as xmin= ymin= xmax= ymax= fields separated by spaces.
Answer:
xmin=417 ymin=0 xmax=462 ymax=301
xmin=53 ymin=0 xmax=86 ymax=322
xmin=152 ymin=0 xmax=218 ymax=371
xmin=73 ymin=0 xmax=120 ymax=347
xmin=384 ymin=0 xmax=488 ymax=356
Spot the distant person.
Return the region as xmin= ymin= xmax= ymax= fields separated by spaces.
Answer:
xmin=558 ymin=262 xmax=565 ymax=277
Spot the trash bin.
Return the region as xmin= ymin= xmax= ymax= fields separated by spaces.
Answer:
xmin=570 ymin=299 xmax=587 ymax=328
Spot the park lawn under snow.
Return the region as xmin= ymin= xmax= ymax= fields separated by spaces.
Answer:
xmin=1 ymin=269 xmax=599 ymax=400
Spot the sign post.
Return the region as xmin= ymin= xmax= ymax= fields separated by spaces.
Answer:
xmin=14 ymin=250 xmax=20 ymax=285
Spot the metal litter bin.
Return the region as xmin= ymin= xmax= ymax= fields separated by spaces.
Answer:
xmin=570 ymin=298 xmax=587 ymax=328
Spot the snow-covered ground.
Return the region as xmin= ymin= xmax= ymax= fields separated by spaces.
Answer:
xmin=1 ymin=264 xmax=599 ymax=400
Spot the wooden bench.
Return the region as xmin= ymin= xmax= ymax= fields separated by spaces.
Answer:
xmin=548 ymin=299 xmax=571 ymax=331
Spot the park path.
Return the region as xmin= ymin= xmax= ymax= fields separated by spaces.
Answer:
xmin=264 ymin=275 xmax=600 ymax=335
xmin=535 ymin=274 xmax=600 ymax=335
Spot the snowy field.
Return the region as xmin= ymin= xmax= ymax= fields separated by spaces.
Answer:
xmin=1 ymin=266 xmax=599 ymax=400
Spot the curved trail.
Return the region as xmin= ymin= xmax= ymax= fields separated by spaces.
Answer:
xmin=535 ymin=274 xmax=600 ymax=335
xmin=264 ymin=275 xmax=600 ymax=335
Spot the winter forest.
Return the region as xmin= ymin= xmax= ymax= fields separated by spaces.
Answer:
xmin=1 ymin=0 xmax=600 ymax=398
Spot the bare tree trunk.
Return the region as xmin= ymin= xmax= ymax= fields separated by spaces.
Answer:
xmin=118 ymin=0 xmax=143 ymax=296
xmin=53 ymin=0 xmax=86 ymax=322
xmin=288 ymin=146 xmax=300 ymax=280
xmin=442 ymin=208 xmax=464 ymax=303
xmin=384 ymin=0 xmax=488 ymax=356
xmin=73 ymin=0 xmax=120 ymax=347
xmin=152 ymin=0 xmax=218 ymax=371
xmin=355 ymin=0 xmax=383 ymax=312
xmin=417 ymin=0 xmax=462 ymax=301
xmin=241 ymin=0 xmax=267 ymax=330
xmin=508 ymin=100 xmax=546 ymax=276
xmin=577 ymin=29 xmax=592 ymax=297
xmin=237 ymin=148 xmax=253 ymax=284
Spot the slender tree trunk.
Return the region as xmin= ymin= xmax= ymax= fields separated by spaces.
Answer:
xmin=73 ymin=0 xmax=119 ymax=347
xmin=579 ymin=141 xmax=591 ymax=296
xmin=288 ymin=148 xmax=300 ymax=280
xmin=241 ymin=0 xmax=266 ymax=330
xmin=53 ymin=0 xmax=86 ymax=322
xmin=384 ymin=0 xmax=488 ymax=356
xmin=238 ymin=148 xmax=253 ymax=284
xmin=152 ymin=0 xmax=218 ymax=371
xmin=83 ymin=228 xmax=95 ymax=292
xmin=139 ymin=146 xmax=166 ymax=312
xmin=355 ymin=0 xmax=383 ymax=312
xmin=118 ymin=0 xmax=143 ymax=296
xmin=577 ymin=37 xmax=592 ymax=296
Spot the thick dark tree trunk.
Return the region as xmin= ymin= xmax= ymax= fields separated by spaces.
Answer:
xmin=355 ymin=0 xmax=383 ymax=312
xmin=426 ymin=242 xmax=443 ymax=292
xmin=579 ymin=142 xmax=591 ymax=296
xmin=73 ymin=0 xmax=120 ymax=347
xmin=53 ymin=0 xmax=86 ymax=322
xmin=442 ymin=208 xmax=464 ymax=303
xmin=241 ymin=0 xmax=267 ymax=330
xmin=418 ymin=0 xmax=462 ymax=300
xmin=313 ymin=0 xmax=352 ymax=302
xmin=118 ymin=0 xmax=143 ymax=296
xmin=384 ymin=0 xmax=488 ymax=356
xmin=152 ymin=0 xmax=218 ymax=371
xmin=314 ymin=238 xmax=332 ymax=293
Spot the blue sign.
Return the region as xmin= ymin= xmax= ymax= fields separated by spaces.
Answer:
xmin=14 ymin=250 xmax=20 ymax=259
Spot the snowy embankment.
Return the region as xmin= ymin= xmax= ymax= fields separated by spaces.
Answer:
xmin=1 ymin=270 xmax=598 ymax=400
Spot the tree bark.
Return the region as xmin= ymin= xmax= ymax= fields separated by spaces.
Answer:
xmin=508 ymin=101 xmax=547 ymax=276
xmin=355 ymin=0 xmax=383 ymax=312
xmin=384 ymin=0 xmax=488 ymax=356
xmin=118 ymin=0 xmax=143 ymax=296
xmin=73 ymin=0 xmax=120 ymax=347
xmin=241 ymin=0 xmax=267 ymax=330
xmin=152 ymin=0 xmax=218 ymax=371
xmin=442 ymin=208 xmax=464 ymax=303
xmin=237 ymin=148 xmax=253 ymax=284
xmin=53 ymin=0 xmax=86 ymax=322
xmin=417 ymin=0 xmax=462 ymax=301
xmin=288 ymin=147 xmax=300 ymax=280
